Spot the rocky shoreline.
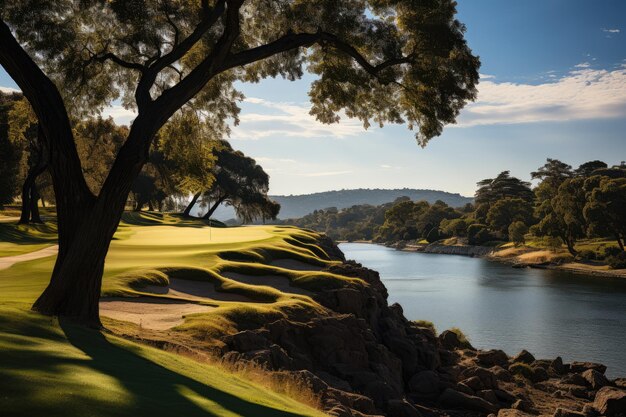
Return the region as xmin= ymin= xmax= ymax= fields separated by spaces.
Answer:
xmin=207 ymin=239 xmax=625 ymax=417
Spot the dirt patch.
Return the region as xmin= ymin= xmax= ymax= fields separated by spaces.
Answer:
xmin=269 ymin=258 xmax=323 ymax=271
xmin=142 ymin=278 xmax=254 ymax=302
xmin=0 ymin=245 xmax=58 ymax=270
xmin=222 ymin=271 xmax=313 ymax=296
xmin=99 ymin=297 xmax=213 ymax=330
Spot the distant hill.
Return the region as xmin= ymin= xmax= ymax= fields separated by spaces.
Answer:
xmin=202 ymin=188 xmax=473 ymax=220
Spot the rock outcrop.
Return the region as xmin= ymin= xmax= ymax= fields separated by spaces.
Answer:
xmin=213 ymin=239 xmax=624 ymax=416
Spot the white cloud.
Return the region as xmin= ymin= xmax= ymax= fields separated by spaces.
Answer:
xmin=456 ymin=65 xmax=626 ymax=127
xmin=602 ymin=28 xmax=620 ymax=33
xmin=479 ymin=73 xmax=495 ymax=80
xmin=231 ymin=97 xmax=365 ymax=140
xmin=101 ymin=105 xmax=137 ymax=125
xmin=574 ymin=62 xmax=591 ymax=68
xmin=380 ymin=164 xmax=392 ymax=169
xmin=0 ymin=86 xmax=20 ymax=94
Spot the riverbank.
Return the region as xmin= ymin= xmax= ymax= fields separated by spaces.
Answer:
xmin=374 ymin=239 xmax=626 ymax=279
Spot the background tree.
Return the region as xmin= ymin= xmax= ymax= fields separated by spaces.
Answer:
xmin=0 ymin=0 xmax=479 ymax=324
xmin=508 ymin=221 xmax=528 ymax=246
xmin=201 ymin=141 xmax=274 ymax=222
xmin=584 ymin=177 xmax=626 ymax=251
xmin=575 ymin=160 xmax=607 ymax=177
xmin=474 ymin=171 xmax=533 ymax=223
xmin=0 ymin=91 xmax=23 ymax=209
xmin=486 ymin=198 xmax=533 ymax=237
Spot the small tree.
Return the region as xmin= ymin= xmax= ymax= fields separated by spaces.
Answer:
xmin=508 ymin=221 xmax=528 ymax=246
xmin=584 ymin=177 xmax=626 ymax=251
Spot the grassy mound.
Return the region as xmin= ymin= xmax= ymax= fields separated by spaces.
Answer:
xmin=0 ymin=211 xmax=364 ymax=416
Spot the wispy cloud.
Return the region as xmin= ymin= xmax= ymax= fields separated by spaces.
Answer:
xmin=457 ymin=65 xmax=626 ymax=127
xmin=0 ymin=86 xmax=20 ymax=94
xmin=300 ymin=170 xmax=353 ymax=177
xmin=602 ymin=28 xmax=620 ymax=33
xmin=231 ymin=97 xmax=365 ymax=140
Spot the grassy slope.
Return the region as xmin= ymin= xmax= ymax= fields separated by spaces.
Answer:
xmin=0 ymin=211 xmax=357 ymax=417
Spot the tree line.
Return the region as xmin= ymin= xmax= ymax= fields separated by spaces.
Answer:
xmin=286 ymin=159 xmax=626 ymax=268
xmin=0 ymin=90 xmax=278 ymax=223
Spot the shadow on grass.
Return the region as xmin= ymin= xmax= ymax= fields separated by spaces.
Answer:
xmin=0 ymin=222 xmax=58 ymax=245
xmin=59 ymin=319 xmax=305 ymax=417
xmin=121 ymin=211 xmax=226 ymax=229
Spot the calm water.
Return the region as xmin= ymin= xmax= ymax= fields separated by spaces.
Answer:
xmin=339 ymin=243 xmax=626 ymax=378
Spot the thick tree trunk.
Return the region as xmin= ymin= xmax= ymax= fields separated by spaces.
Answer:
xmin=202 ymin=195 xmax=226 ymax=219
xmin=183 ymin=192 xmax=201 ymax=217
xmin=18 ymin=137 xmax=47 ymax=224
xmin=32 ymin=202 xmax=122 ymax=327
xmin=563 ymin=236 xmax=577 ymax=256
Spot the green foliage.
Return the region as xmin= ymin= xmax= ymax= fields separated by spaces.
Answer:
xmin=449 ymin=327 xmax=472 ymax=349
xmin=583 ymin=177 xmax=626 ymax=251
xmin=426 ymin=227 xmax=442 ymax=243
xmin=440 ymin=218 xmax=469 ymax=237
xmin=0 ymin=91 xmax=22 ymax=206
xmin=467 ymin=224 xmax=493 ymax=245
xmin=413 ymin=320 xmax=436 ymax=335
xmin=486 ymin=198 xmax=533 ymax=236
xmin=508 ymin=221 xmax=528 ymax=246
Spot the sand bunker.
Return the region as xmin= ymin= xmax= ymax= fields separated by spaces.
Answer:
xmin=142 ymin=278 xmax=253 ymax=302
xmin=0 ymin=245 xmax=58 ymax=271
xmin=100 ymin=297 xmax=213 ymax=330
xmin=222 ymin=271 xmax=312 ymax=296
xmin=269 ymin=259 xmax=324 ymax=271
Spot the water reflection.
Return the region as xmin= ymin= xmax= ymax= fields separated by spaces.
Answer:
xmin=339 ymin=242 xmax=626 ymax=377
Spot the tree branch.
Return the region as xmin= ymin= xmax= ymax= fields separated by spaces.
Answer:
xmin=0 ymin=19 xmax=94 ymax=205
xmin=93 ymin=52 xmax=146 ymax=71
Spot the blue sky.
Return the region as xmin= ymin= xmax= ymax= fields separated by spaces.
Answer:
xmin=1 ymin=0 xmax=625 ymax=197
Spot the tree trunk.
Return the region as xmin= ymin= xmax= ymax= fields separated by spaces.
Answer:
xmin=202 ymin=195 xmax=226 ymax=219
xmin=32 ymin=201 xmax=123 ymax=327
xmin=29 ymin=183 xmax=42 ymax=223
xmin=563 ymin=236 xmax=577 ymax=256
xmin=148 ymin=200 xmax=154 ymax=211
xmin=183 ymin=192 xmax=201 ymax=217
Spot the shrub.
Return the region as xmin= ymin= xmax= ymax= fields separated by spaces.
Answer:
xmin=426 ymin=227 xmax=441 ymax=243
xmin=545 ymin=236 xmax=562 ymax=252
xmin=577 ymin=249 xmax=596 ymax=261
xmin=508 ymin=221 xmax=528 ymax=246
xmin=604 ymin=246 xmax=623 ymax=258
xmin=413 ymin=320 xmax=436 ymax=335
xmin=468 ymin=224 xmax=493 ymax=245
xmin=509 ymin=362 xmax=534 ymax=380
xmin=608 ymin=251 xmax=626 ymax=269
xmin=449 ymin=327 xmax=472 ymax=349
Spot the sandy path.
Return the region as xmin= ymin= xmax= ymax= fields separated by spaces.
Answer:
xmin=0 ymin=245 xmax=58 ymax=270
xmin=223 ymin=271 xmax=312 ymax=296
xmin=269 ymin=259 xmax=324 ymax=271
xmin=143 ymin=278 xmax=254 ymax=302
xmin=0 ymin=216 xmax=20 ymax=223
xmin=100 ymin=297 xmax=213 ymax=330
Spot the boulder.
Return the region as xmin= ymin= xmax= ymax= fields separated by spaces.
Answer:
xmin=553 ymin=408 xmax=585 ymax=417
xmin=530 ymin=366 xmax=549 ymax=383
xmin=512 ymin=350 xmax=535 ymax=364
xmin=386 ymin=399 xmax=423 ymax=417
xmin=561 ymin=373 xmax=588 ymax=387
xmin=228 ymin=330 xmax=269 ymax=352
xmin=460 ymin=366 xmax=499 ymax=389
xmin=581 ymin=369 xmax=609 ymax=390
xmin=615 ymin=378 xmax=626 ymax=390
xmin=570 ymin=362 xmax=607 ymax=375
xmin=493 ymin=389 xmax=516 ymax=404
xmin=492 ymin=366 xmax=513 ymax=382
xmin=462 ymin=376 xmax=485 ymax=391
xmin=478 ymin=389 xmax=499 ymax=404
xmin=439 ymin=330 xmax=465 ymax=350
xmin=593 ymin=386 xmax=626 ymax=416
xmin=438 ymin=388 xmax=498 ymax=413
xmin=511 ymin=399 xmax=535 ymax=413
xmin=497 ymin=409 xmax=535 ymax=417
xmin=408 ymin=370 xmax=440 ymax=399
xmin=550 ymin=357 xmax=567 ymax=375
xmin=478 ymin=350 xmax=510 ymax=367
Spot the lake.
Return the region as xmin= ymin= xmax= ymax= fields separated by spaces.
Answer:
xmin=339 ymin=243 xmax=626 ymax=378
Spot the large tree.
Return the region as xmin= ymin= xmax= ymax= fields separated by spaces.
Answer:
xmin=584 ymin=177 xmax=626 ymax=251
xmin=0 ymin=90 xmax=22 ymax=209
xmin=0 ymin=0 xmax=479 ymax=325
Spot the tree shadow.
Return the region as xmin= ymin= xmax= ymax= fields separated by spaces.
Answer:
xmin=59 ymin=319 xmax=309 ymax=417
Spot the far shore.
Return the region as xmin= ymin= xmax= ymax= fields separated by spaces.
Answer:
xmin=337 ymin=239 xmax=626 ymax=279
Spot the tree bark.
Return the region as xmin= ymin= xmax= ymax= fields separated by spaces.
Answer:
xmin=183 ymin=192 xmax=201 ymax=217
xmin=19 ymin=127 xmax=48 ymax=224
xmin=202 ymin=195 xmax=226 ymax=219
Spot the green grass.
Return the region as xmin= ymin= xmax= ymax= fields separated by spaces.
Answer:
xmin=0 ymin=306 xmax=324 ymax=417
xmin=0 ymin=211 xmax=368 ymax=416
